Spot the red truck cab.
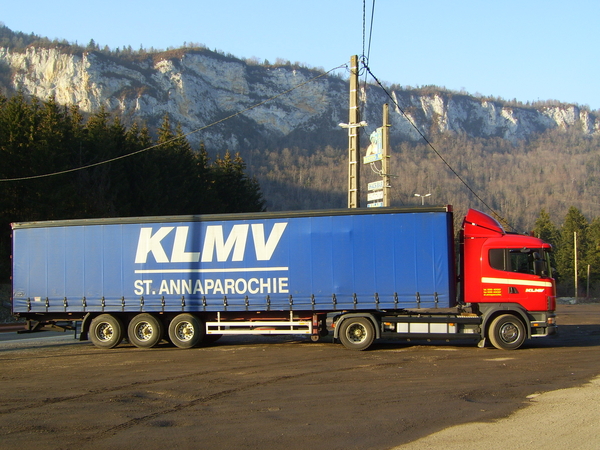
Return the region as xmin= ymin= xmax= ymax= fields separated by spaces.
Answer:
xmin=461 ymin=209 xmax=557 ymax=347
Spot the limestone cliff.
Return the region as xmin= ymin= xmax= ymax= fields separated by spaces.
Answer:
xmin=1 ymin=46 xmax=598 ymax=150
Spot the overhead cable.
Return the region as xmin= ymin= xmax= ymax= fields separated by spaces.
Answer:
xmin=362 ymin=63 xmax=513 ymax=229
xmin=365 ymin=0 xmax=376 ymax=64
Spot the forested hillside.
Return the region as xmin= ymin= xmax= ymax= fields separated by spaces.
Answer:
xmin=251 ymin=128 xmax=600 ymax=229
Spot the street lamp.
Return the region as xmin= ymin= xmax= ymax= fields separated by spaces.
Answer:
xmin=414 ymin=193 xmax=431 ymax=205
xmin=338 ymin=121 xmax=368 ymax=129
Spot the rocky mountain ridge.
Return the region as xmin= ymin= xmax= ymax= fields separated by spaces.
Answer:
xmin=1 ymin=46 xmax=598 ymax=152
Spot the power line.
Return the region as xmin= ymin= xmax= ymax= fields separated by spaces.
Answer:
xmin=365 ymin=0 xmax=376 ymax=64
xmin=362 ymin=0 xmax=367 ymax=59
xmin=360 ymin=1 xmax=377 ymax=127
xmin=362 ymin=62 xmax=513 ymax=230
xmin=0 ymin=63 xmax=347 ymax=183
xmin=360 ymin=0 xmax=376 ymax=79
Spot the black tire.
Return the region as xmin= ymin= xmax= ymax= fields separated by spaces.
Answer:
xmin=89 ymin=314 xmax=124 ymax=349
xmin=127 ymin=313 xmax=164 ymax=348
xmin=488 ymin=314 xmax=526 ymax=350
xmin=168 ymin=314 xmax=204 ymax=349
xmin=338 ymin=317 xmax=375 ymax=351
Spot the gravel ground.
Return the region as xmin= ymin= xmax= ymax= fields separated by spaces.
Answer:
xmin=395 ymin=375 xmax=600 ymax=449
xmin=395 ymin=299 xmax=600 ymax=450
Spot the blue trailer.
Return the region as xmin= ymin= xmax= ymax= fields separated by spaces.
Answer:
xmin=11 ymin=206 xmax=491 ymax=350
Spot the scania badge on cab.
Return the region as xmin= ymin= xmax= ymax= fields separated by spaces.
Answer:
xmin=11 ymin=206 xmax=556 ymax=350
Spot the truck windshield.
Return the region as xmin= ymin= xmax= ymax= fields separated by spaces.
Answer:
xmin=489 ymin=248 xmax=551 ymax=276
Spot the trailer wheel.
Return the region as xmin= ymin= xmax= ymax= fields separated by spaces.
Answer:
xmin=338 ymin=317 xmax=375 ymax=351
xmin=127 ymin=313 xmax=164 ymax=348
xmin=488 ymin=314 xmax=526 ymax=350
xmin=89 ymin=314 xmax=123 ymax=349
xmin=168 ymin=314 xmax=204 ymax=349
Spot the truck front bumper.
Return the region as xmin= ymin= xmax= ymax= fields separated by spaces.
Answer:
xmin=530 ymin=314 xmax=557 ymax=337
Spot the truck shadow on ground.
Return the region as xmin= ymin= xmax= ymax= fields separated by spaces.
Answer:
xmin=373 ymin=325 xmax=600 ymax=351
xmin=347 ymin=324 xmax=600 ymax=351
xmin=172 ymin=324 xmax=600 ymax=351
xmin=525 ymin=324 xmax=600 ymax=349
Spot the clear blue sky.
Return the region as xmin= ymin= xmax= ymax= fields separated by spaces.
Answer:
xmin=2 ymin=0 xmax=599 ymax=110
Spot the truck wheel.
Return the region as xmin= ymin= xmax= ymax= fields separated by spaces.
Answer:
xmin=168 ymin=314 xmax=204 ymax=349
xmin=89 ymin=314 xmax=123 ymax=349
xmin=488 ymin=314 xmax=526 ymax=350
xmin=127 ymin=313 xmax=164 ymax=348
xmin=338 ymin=317 xmax=375 ymax=351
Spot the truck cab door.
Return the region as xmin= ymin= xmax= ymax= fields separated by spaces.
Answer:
xmin=485 ymin=247 xmax=551 ymax=307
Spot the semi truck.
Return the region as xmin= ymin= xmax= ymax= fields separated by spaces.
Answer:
xmin=11 ymin=206 xmax=556 ymax=351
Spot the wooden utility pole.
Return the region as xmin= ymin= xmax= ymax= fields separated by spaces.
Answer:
xmin=574 ymin=231 xmax=578 ymax=298
xmin=382 ymin=103 xmax=390 ymax=207
xmin=348 ymin=55 xmax=360 ymax=208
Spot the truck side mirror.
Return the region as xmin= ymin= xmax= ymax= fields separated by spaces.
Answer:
xmin=532 ymin=252 xmax=546 ymax=277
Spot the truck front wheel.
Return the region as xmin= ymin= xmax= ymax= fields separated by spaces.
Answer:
xmin=168 ymin=314 xmax=204 ymax=349
xmin=128 ymin=313 xmax=164 ymax=348
xmin=338 ymin=317 xmax=375 ymax=351
xmin=488 ymin=314 xmax=526 ymax=350
xmin=89 ymin=314 xmax=124 ymax=349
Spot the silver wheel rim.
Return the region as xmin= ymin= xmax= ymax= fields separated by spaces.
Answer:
xmin=96 ymin=323 xmax=114 ymax=342
xmin=175 ymin=321 xmax=194 ymax=342
xmin=134 ymin=322 xmax=154 ymax=342
xmin=346 ymin=323 xmax=367 ymax=344
xmin=499 ymin=322 xmax=519 ymax=343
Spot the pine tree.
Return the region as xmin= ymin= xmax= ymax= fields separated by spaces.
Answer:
xmin=533 ymin=209 xmax=559 ymax=273
xmin=586 ymin=217 xmax=600 ymax=296
xmin=533 ymin=209 xmax=559 ymax=245
xmin=193 ymin=142 xmax=218 ymax=212
xmin=77 ymin=106 xmax=125 ymax=217
xmin=556 ymin=207 xmax=590 ymax=296
xmin=212 ymin=150 xmax=265 ymax=213
xmin=151 ymin=115 xmax=199 ymax=215
xmin=32 ymin=96 xmax=80 ymax=219
xmin=122 ymin=122 xmax=153 ymax=216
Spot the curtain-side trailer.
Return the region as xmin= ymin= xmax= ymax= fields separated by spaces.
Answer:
xmin=11 ymin=206 xmax=556 ymax=351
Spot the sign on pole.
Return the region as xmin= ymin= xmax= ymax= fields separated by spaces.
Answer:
xmin=368 ymin=180 xmax=384 ymax=191
xmin=364 ymin=104 xmax=391 ymax=209
xmin=367 ymin=191 xmax=384 ymax=202
xmin=367 ymin=180 xmax=383 ymax=191
xmin=363 ymin=128 xmax=383 ymax=164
